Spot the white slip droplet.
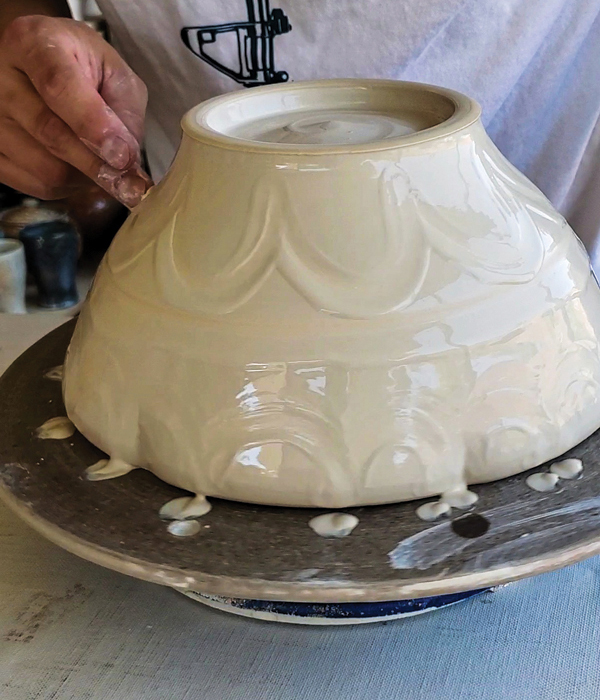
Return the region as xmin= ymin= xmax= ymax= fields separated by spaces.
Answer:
xmin=159 ymin=495 xmax=212 ymax=521
xmin=308 ymin=512 xmax=359 ymax=538
xmin=167 ymin=520 xmax=201 ymax=537
xmin=85 ymin=458 xmax=136 ymax=481
xmin=441 ymin=487 xmax=479 ymax=509
xmin=550 ymin=459 xmax=583 ymax=480
xmin=36 ymin=416 xmax=75 ymax=440
xmin=416 ymin=501 xmax=451 ymax=522
xmin=526 ymin=472 xmax=559 ymax=492
xmin=44 ymin=365 xmax=64 ymax=381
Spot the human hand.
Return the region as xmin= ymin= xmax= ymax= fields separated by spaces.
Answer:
xmin=0 ymin=15 xmax=152 ymax=208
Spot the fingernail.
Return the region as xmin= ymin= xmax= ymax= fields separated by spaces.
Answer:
xmin=101 ymin=135 xmax=131 ymax=170
xmin=132 ymin=164 xmax=154 ymax=188
xmin=116 ymin=172 xmax=150 ymax=208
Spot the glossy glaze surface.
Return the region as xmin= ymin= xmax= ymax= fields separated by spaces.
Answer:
xmin=63 ymin=80 xmax=600 ymax=508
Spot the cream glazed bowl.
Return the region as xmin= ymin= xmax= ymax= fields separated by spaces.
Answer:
xmin=63 ymin=79 xmax=600 ymax=508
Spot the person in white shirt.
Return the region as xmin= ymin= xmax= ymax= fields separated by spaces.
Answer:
xmin=1 ymin=1 xmax=600 ymax=264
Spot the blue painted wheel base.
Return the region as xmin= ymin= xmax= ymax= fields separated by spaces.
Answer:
xmin=181 ymin=588 xmax=490 ymax=625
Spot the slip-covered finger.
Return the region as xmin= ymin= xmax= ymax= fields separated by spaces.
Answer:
xmin=3 ymin=76 xmax=148 ymax=204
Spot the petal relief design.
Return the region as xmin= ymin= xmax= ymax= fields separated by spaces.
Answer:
xmin=418 ymin=166 xmax=547 ymax=285
xmin=399 ymin=137 xmax=551 ymax=285
xmin=480 ymin=144 xmax=565 ymax=229
xmin=107 ymin=176 xmax=188 ymax=275
xmin=278 ymin=165 xmax=430 ymax=318
xmin=202 ymin=399 xmax=352 ymax=506
xmin=362 ymin=407 xmax=460 ymax=496
xmin=464 ymin=385 xmax=557 ymax=480
xmin=154 ymin=176 xmax=280 ymax=315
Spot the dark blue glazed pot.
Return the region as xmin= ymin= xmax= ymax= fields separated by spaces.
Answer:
xmin=20 ymin=220 xmax=79 ymax=309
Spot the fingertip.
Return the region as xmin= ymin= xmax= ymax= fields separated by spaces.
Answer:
xmin=96 ymin=164 xmax=152 ymax=208
xmin=117 ymin=172 xmax=152 ymax=208
xmin=131 ymin=163 xmax=154 ymax=188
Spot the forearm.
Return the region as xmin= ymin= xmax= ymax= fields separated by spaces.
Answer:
xmin=0 ymin=0 xmax=71 ymax=37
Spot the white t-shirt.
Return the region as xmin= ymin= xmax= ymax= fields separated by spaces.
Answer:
xmin=96 ymin=0 xmax=600 ymax=263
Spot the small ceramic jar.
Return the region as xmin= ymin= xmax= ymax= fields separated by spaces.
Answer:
xmin=51 ymin=184 xmax=127 ymax=253
xmin=0 ymin=198 xmax=71 ymax=239
xmin=0 ymin=239 xmax=26 ymax=314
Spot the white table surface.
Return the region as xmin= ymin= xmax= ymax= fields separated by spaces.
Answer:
xmin=2 ymin=313 xmax=600 ymax=700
